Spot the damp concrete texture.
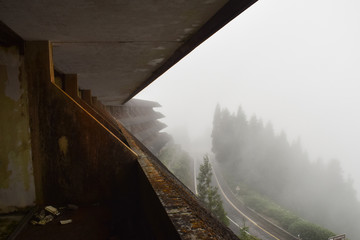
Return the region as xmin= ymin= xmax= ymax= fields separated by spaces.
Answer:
xmin=0 ymin=0 xmax=229 ymax=104
xmin=0 ymin=46 xmax=36 ymax=213
xmin=0 ymin=1 xmax=259 ymax=238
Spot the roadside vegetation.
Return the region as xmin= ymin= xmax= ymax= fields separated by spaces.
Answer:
xmin=158 ymin=141 xmax=194 ymax=191
xmin=211 ymin=104 xmax=359 ymax=239
xmin=229 ymin=181 xmax=335 ymax=240
xmin=238 ymin=221 xmax=260 ymax=240
xmin=197 ymin=155 xmax=229 ymax=226
xmin=159 ymin=145 xmax=230 ymax=226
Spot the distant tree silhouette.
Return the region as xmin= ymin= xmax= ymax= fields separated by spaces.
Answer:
xmin=211 ymin=104 xmax=360 ymax=239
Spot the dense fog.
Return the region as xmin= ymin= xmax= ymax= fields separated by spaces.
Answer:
xmin=211 ymin=105 xmax=360 ymax=238
xmin=136 ymin=0 xmax=360 ymax=238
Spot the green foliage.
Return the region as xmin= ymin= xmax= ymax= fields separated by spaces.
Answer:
xmin=239 ymin=224 xmax=250 ymax=240
xmin=207 ymin=186 xmax=228 ymax=225
xmin=238 ymin=221 xmax=260 ymax=240
xmin=235 ymin=182 xmax=335 ymax=240
xmin=158 ymin=142 xmax=193 ymax=190
xmin=197 ymin=155 xmax=229 ymax=226
xmin=212 ymin=104 xmax=360 ymax=238
xmin=288 ymin=220 xmax=335 ymax=240
xmin=265 ymin=207 xmax=299 ymax=230
xmin=241 ymin=191 xmax=298 ymax=230
xmin=197 ymin=155 xmax=212 ymax=202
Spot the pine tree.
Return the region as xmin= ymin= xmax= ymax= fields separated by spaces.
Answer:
xmin=197 ymin=155 xmax=229 ymax=226
xmin=197 ymin=155 xmax=212 ymax=203
xmin=239 ymin=222 xmax=250 ymax=240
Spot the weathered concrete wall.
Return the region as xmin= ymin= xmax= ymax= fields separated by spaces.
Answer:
xmin=60 ymin=74 xmax=130 ymax=147
xmin=119 ymin=124 xmax=240 ymax=240
xmin=0 ymin=45 xmax=35 ymax=213
xmin=25 ymin=41 xmax=138 ymax=205
xmin=37 ymin=86 xmax=139 ymax=204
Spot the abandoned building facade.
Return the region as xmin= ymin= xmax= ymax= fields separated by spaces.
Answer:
xmin=0 ymin=1 xmax=257 ymax=239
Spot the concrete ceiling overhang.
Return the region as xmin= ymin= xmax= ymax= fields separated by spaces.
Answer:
xmin=0 ymin=0 xmax=257 ymax=105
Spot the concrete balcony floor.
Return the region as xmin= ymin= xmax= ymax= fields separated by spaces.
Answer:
xmin=15 ymin=199 xmax=156 ymax=240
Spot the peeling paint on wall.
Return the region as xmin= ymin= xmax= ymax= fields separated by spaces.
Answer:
xmin=0 ymin=46 xmax=35 ymax=213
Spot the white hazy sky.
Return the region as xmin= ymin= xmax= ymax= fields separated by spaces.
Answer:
xmin=136 ymin=0 xmax=360 ymax=198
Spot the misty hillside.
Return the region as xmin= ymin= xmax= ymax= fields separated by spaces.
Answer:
xmin=158 ymin=140 xmax=195 ymax=191
xmin=211 ymin=104 xmax=360 ymax=239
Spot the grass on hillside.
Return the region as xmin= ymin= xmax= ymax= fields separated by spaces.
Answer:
xmin=229 ymin=182 xmax=337 ymax=240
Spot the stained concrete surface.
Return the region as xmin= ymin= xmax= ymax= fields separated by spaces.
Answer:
xmin=119 ymin=125 xmax=240 ymax=240
xmin=24 ymin=41 xmax=138 ymax=205
xmin=0 ymin=45 xmax=35 ymax=213
xmin=0 ymin=215 xmax=24 ymax=240
xmin=15 ymin=199 xmax=156 ymax=240
xmin=0 ymin=0 xmax=228 ymax=104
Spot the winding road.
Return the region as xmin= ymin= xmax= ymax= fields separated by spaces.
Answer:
xmin=194 ymin=158 xmax=299 ymax=240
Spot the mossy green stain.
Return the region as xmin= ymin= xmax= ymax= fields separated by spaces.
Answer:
xmin=0 ymin=47 xmax=33 ymax=190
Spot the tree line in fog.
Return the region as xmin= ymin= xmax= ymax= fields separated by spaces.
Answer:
xmin=211 ymin=104 xmax=360 ymax=239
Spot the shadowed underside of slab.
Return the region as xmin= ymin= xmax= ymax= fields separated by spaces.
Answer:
xmin=0 ymin=0 xmax=257 ymax=105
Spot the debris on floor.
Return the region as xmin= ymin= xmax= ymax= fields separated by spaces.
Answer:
xmin=31 ymin=209 xmax=54 ymax=226
xmin=30 ymin=204 xmax=77 ymax=226
xmin=60 ymin=219 xmax=72 ymax=225
xmin=31 ymin=214 xmax=53 ymax=226
xmin=45 ymin=206 xmax=60 ymax=216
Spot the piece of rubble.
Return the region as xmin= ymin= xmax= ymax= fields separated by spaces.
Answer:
xmin=45 ymin=206 xmax=60 ymax=216
xmin=34 ymin=210 xmax=46 ymax=220
xmin=38 ymin=215 xmax=54 ymax=225
xmin=60 ymin=219 xmax=72 ymax=225
xmin=30 ymin=220 xmax=38 ymax=225
xmin=31 ymin=214 xmax=54 ymax=225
